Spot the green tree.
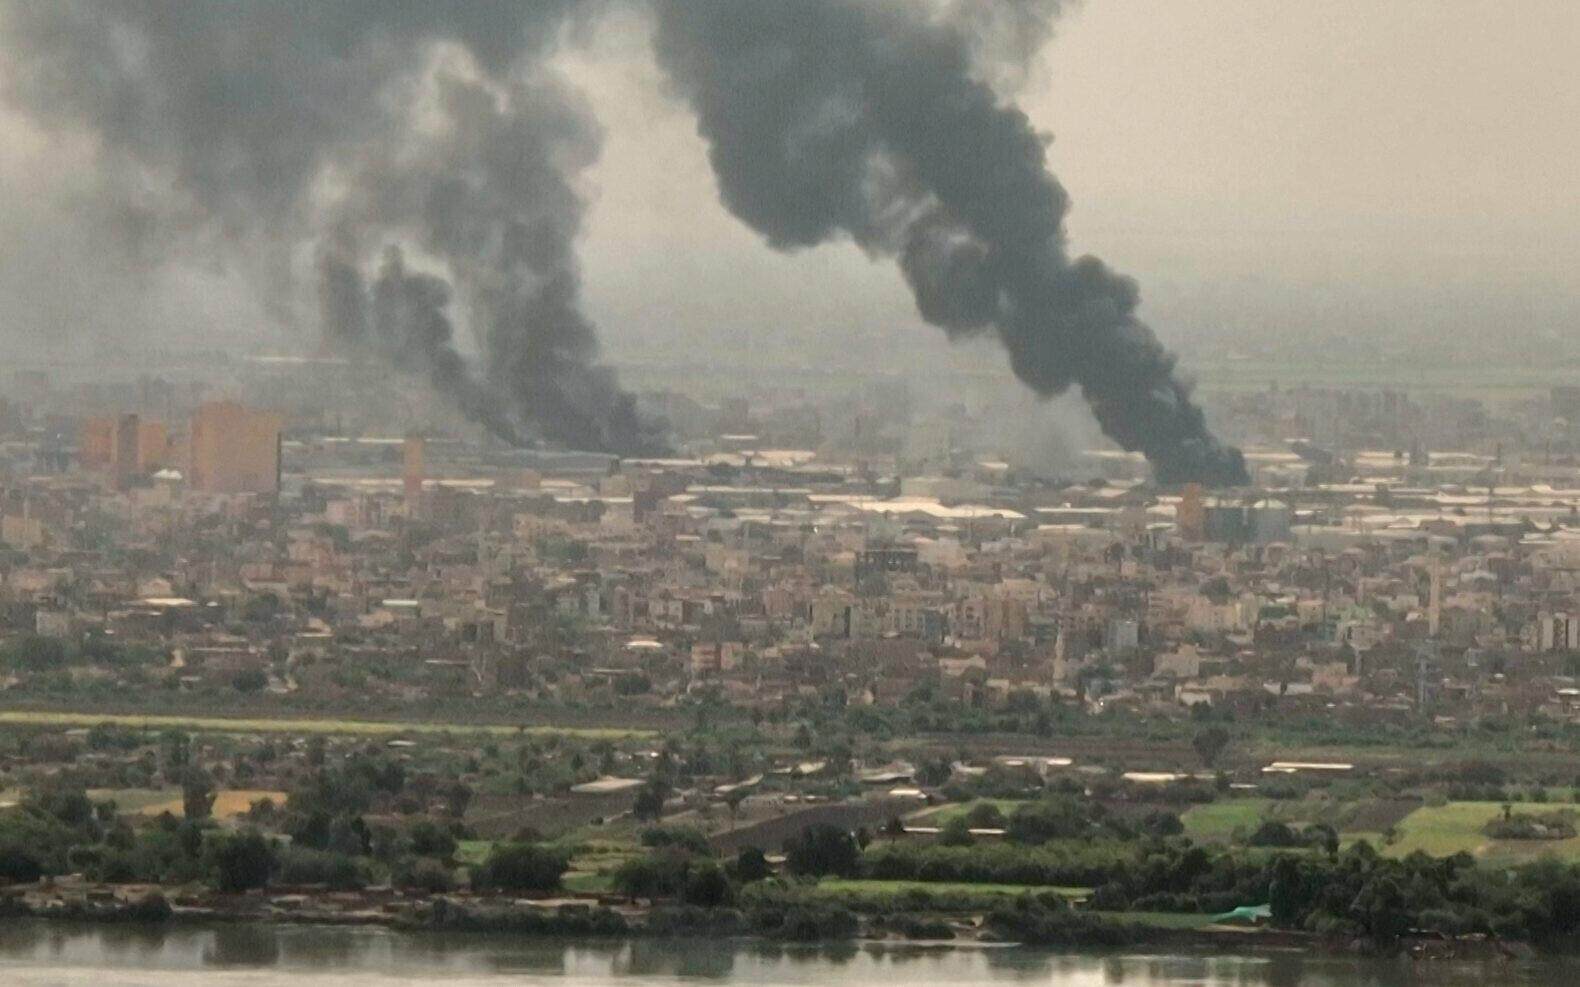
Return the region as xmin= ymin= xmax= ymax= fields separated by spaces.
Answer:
xmin=409 ymin=819 xmax=457 ymax=859
xmin=784 ymin=824 xmax=861 ymax=878
xmin=939 ymin=816 xmax=975 ymax=847
xmin=732 ymin=846 xmax=773 ymax=883
xmin=209 ymin=830 xmax=277 ymax=893
xmin=1192 ymin=725 xmax=1231 ymax=769
xmin=633 ymin=780 xmax=668 ymax=822
xmin=1350 ymin=876 xmax=1409 ymax=941
xmin=613 ymin=848 xmax=691 ymax=899
xmin=1007 ymin=798 xmax=1089 ymax=844
xmin=1268 ymin=856 xmax=1305 ymax=927
xmin=182 ymin=767 xmax=216 ymax=821
xmin=473 ymin=843 xmax=568 ymax=893
xmin=682 ymin=859 xmax=734 ymax=907
xmin=442 ymin=780 xmax=472 ymax=819
xmin=965 ymin=802 xmax=1007 ymax=829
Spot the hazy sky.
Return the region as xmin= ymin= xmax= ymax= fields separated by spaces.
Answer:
xmin=568 ymin=0 xmax=1580 ymax=362
xmin=2 ymin=0 xmax=1577 ymax=366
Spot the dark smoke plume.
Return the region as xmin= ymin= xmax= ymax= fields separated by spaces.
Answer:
xmin=319 ymin=243 xmax=520 ymax=445
xmin=651 ymin=0 xmax=1246 ymax=485
xmin=2 ymin=0 xmax=1243 ymax=481
xmin=0 ymin=1 xmax=665 ymax=455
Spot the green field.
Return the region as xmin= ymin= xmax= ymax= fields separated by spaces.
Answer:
xmin=459 ymin=837 xmax=640 ymax=893
xmin=815 ymin=878 xmax=1090 ymax=900
xmin=1386 ymin=802 xmax=1580 ymax=863
xmin=1181 ymin=796 xmax=1419 ymax=846
xmin=0 ymin=709 xmax=652 ymax=740
xmin=1181 ymin=800 xmax=1273 ymax=842
xmin=908 ymin=799 xmax=1026 ymax=825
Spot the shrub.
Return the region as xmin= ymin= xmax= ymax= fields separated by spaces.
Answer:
xmin=1245 ymin=821 xmax=1301 ymax=847
xmin=640 ymin=825 xmax=711 ymax=855
xmin=964 ymin=802 xmax=1007 ymax=828
xmin=123 ymin=892 xmax=173 ymax=922
xmin=986 ymin=899 xmax=1134 ymax=947
xmin=753 ymin=903 xmax=858 ymax=941
xmin=277 ymin=848 xmax=365 ymax=890
xmin=1006 ymin=798 xmax=1091 ymax=844
xmin=232 ymin=669 xmax=268 ymax=693
xmin=613 ymin=848 xmax=693 ymax=899
xmin=1485 ymin=810 xmax=1577 ymax=841
xmin=864 ymin=840 xmax=1134 ymax=888
xmin=394 ymin=857 xmax=455 ymax=894
xmin=885 ymin=915 xmax=955 ymax=940
xmin=0 ymin=845 xmax=45 ymax=884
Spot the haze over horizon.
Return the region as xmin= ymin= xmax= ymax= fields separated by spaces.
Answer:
xmin=1 ymin=0 xmax=1576 ymax=372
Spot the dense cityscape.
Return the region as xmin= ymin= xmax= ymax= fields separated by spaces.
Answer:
xmin=2 ymin=0 xmax=1578 ymax=982
xmin=0 ymin=354 xmax=1578 ymax=954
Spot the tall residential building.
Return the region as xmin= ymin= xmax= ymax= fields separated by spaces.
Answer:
xmin=189 ymin=401 xmax=282 ymax=494
xmin=137 ymin=420 xmax=170 ymax=473
xmin=82 ymin=414 xmax=170 ymax=485
xmin=1177 ymin=483 xmax=1205 ymax=541
xmin=79 ymin=416 xmax=115 ymax=470
xmin=403 ymin=434 xmax=426 ymax=514
xmin=111 ymin=414 xmax=140 ymax=490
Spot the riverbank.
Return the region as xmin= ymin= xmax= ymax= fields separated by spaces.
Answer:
xmin=3 ymin=919 xmax=1573 ymax=987
xmin=0 ymin=876 xmax=1528 ymax=962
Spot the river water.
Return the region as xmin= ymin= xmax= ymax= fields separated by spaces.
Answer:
xmin=0 ymin=921 xmax=1572 ymax=987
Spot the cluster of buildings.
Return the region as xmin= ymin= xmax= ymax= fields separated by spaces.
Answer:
xmin=78 ymin=402 xmax=282 ymax=495
xmin=2 ymin=360 xmax=1580 ymax=727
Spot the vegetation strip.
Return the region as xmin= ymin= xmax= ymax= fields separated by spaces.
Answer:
xmin=0 ymin=710 xmax=653 ymax=739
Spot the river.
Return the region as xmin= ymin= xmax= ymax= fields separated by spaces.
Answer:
xmin=0 ymin=921 xmax=1572 ymax=986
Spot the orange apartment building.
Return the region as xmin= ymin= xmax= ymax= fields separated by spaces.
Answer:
xmin=403 ymin=434 xmax=425 ymax=514
xmin=79 ymin=416 xmax=115 ymax=470
xmin=188 ymin=401 xmax=283 ymax=494
xmin=80 ymin=414 xmax=171 ymax=488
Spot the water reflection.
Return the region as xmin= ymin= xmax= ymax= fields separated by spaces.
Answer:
xmin=0 ymin=921 xmax=1572 ymax=986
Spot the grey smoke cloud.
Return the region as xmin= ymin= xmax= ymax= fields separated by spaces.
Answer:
xmin=0 ymin=0 xmax=664 ymax=455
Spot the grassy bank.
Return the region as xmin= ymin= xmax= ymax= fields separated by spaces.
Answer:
xmin=816 ymin=877 xmax=1091 ymax=900
xmin=0 ymin=709 xmax=653 ymax=740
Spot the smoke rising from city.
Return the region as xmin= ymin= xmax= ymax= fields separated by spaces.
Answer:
xmin=0 ymin=1 xmax=665 ymax=456
xmin=0 ymin=0 xmax=1244 ymax=481
xmin=651 ymin=0 xmax=1246 ymax=486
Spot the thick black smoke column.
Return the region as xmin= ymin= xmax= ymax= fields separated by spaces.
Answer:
xmin=652 ymin=0 xmax=1246 ymax=485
